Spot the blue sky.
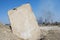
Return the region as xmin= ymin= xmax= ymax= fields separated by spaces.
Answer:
xmin=0 ymin=0 xmax=60 ymax=24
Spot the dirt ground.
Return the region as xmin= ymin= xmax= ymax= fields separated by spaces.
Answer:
xmin=0 ymin=24 xmax=23 ymax=40
xmin=0 ymin=24 xmax=60 ymax=40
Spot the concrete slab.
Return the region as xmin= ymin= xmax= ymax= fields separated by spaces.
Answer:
xmin=8 ymin=3 xmax=41 ymax=40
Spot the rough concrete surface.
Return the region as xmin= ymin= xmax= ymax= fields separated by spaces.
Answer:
xmin=8 ymin=3 xmax=41 ymax=40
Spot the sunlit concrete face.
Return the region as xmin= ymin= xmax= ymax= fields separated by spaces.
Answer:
xmin=8 ymin=3 xmax=41 ymax=40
